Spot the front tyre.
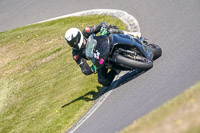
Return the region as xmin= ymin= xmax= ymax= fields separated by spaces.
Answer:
xmin=148 ymin=44 xmax=162 ymax=60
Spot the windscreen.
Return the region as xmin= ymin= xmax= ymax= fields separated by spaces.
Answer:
xmin=85 ymin=35 xmax=97 ymax=59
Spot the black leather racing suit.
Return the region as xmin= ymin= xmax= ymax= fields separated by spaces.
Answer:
xmin=72 ymin=22 xmax=124 ymax=86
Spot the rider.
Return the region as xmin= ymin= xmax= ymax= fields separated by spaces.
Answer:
xmin=65 ymin=22 xmax=141 ymax=86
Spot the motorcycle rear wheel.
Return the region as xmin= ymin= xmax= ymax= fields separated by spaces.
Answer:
xmin=115 ymin=54 xmax=153 ymax=70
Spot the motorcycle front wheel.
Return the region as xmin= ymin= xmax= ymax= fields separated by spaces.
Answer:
xmin=148 ymin=43 xmax=162 ymax=60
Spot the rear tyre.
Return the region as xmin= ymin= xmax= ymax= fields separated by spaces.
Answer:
xmin=114 ymin=54 xmax=153 ymax=70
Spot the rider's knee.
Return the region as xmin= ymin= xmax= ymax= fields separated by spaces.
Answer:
xmin=98 ymin=79 xmax=112 ymax=86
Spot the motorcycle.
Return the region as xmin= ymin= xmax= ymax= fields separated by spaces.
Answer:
xmin=85 ymin=29 xmax=162 ymax=72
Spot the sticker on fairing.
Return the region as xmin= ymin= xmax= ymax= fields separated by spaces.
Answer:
xmin=94 ymin=50 xmax=100 ymax=59
xmin=99 ymin=58 xmax=104 ymax=64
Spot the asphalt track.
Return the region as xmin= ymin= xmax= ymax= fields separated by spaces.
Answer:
xmin=1 ymin=0 xmax=200 ymax=133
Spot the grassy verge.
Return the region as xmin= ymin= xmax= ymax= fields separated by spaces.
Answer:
xmin=121 ymin=82 xmax=200 ymax=133
xmin=0 ymin=15 xmax=127 ymax=133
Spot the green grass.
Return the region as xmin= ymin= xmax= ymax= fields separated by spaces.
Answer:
xmin=0 ymin=15 xmax=127 ymax=133
xmin=121 ymin=82 xmax=200 ymax=133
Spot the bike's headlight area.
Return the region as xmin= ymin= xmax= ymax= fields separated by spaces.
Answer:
xmin=86 ymin=35 xmax=110 ymax=69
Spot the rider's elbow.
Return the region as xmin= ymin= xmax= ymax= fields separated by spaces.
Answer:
xmin=82 ymin=69 xmax=92 ymax=75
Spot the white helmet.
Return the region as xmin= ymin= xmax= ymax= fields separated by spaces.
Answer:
xmin=65 ymin=28 xmax=84 ymax=50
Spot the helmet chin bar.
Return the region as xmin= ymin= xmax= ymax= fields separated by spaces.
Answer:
xmin=81 ymin=39 xmax=87 ymax=49
xmin=77 ymin=31 xmax=84 ymax=49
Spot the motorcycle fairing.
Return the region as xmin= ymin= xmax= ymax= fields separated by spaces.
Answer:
xmin=109 ymin=34 xmax=152 ymax=60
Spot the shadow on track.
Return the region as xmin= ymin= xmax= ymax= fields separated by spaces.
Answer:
xmin=61 ymin=69 xmax=146 ymax=108
xmin=109 ymin=69 xmax=145 ymax=91
xmin=61 ymin=86 xmax=107 ymax=108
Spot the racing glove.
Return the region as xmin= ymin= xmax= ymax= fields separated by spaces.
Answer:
xmin=90 ymin=64 xmax=97 ymax=74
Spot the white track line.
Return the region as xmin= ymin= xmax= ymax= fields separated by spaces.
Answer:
xmin=35 ymin=9 xmax=140 ymax=133
xmin=67 ymin=71 xmax=129 ymax=133
xmin=68 ymin=88 xmax=113 ymax=133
